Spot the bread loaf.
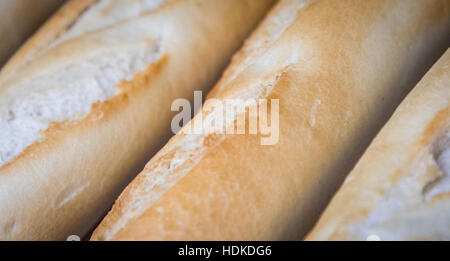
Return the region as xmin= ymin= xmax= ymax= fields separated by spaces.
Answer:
xmin=307 ymin=49 xmax=450 ymax=241
xmin=91 ymin=0 xmax=450 ymax=240
xmin=0 ymin=0 xmax=275 ymax=240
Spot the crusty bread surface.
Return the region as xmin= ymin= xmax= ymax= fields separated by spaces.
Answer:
xmin=306 ymin=49 xmax=450 ymax=241
xmin=0 ymin=0 xmax=275 ymax=240
xmin=91 ymin=0 xmax=450 ymax=240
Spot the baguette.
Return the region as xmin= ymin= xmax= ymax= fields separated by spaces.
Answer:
xmin=91 ymin=0 xmax=450 ymax=240
xmin=306 ymin=49 xmax=450 ymax=241
xmin=0 ymin=0 xmax=275 ymax=240
xmin=0 ymin=0 xmax=64 ymax=67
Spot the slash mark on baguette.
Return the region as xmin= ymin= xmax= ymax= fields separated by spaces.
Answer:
xmin=92 ymin=64 xmax=292 ymax=240
xmin=0 ymin=55 xmax=168 ymax=173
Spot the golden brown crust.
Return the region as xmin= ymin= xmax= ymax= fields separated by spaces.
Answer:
xmin=307 ymin=51 xmax=450 ymax=240
xmin=0 ymin=57 xmax=170 ymax=240
xmin=0 ymin=0 xmax=275 ymax=240
xmin=208 ymin=0 xmax=313 ymax=98
xmin=92 ymin=0 xmax=450 ymax=241
xmin=0 ymin=55 xmax=168 ymax=173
